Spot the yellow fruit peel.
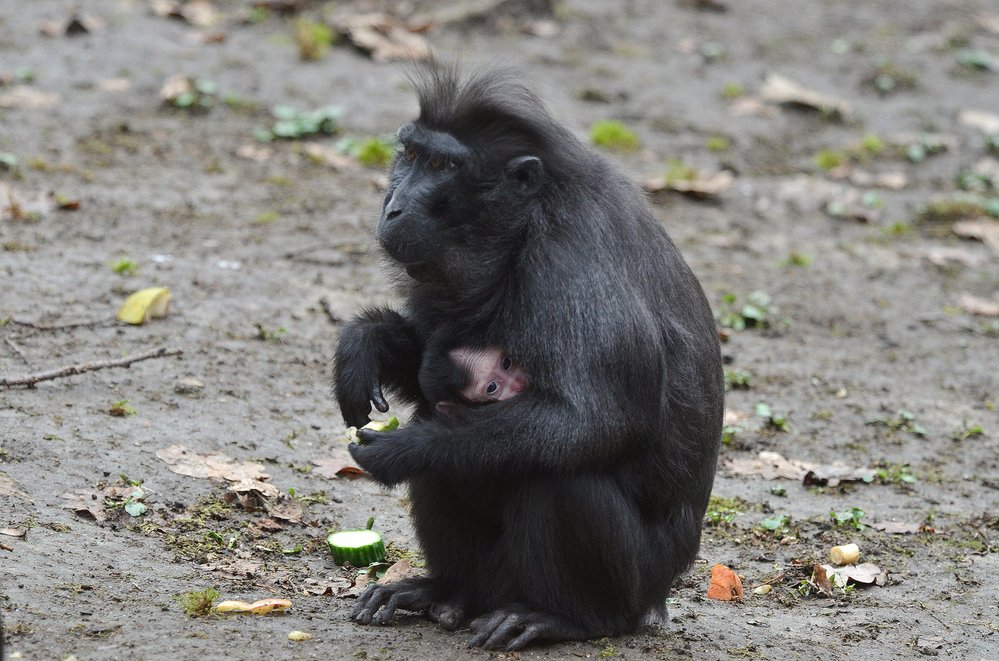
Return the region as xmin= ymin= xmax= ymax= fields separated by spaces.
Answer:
xmin=117 ymin=287 xmax=171 ymax=325
xmin=215 ymin=598 xmax=292 ymax=615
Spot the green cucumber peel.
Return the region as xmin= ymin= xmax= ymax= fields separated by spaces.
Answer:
xmin=344 ymin=416 xmax=399 ymax=443
xmin=327 ymin=529 xmax=386 ymax=566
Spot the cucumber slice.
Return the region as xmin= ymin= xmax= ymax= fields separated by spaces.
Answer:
xmin=327 ymin=529 xmax=386 ymax=566
xmin=345 ymin=416 xmax=399 ymax=443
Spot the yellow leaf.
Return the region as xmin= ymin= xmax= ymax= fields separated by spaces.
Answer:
xmin=117 ymin=287 xmax=171 ymax=325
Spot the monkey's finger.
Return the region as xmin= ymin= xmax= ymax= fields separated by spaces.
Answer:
xmin=371 ymin=385 xmax=389 ymax=412
xmin=481 ymin=613 xmax=525 ymax=650
xmin=352 ymin=586 xmax=391 ymax=624
xmin=370 ymin=591 xmax=407 ymax=624
xmin=350 ymin=585 xmax=379 ymax=619
xmin=505 ymin=623 xmax=545 ymax=651
xmin=468 ymin=611 xmax=508 ymax=647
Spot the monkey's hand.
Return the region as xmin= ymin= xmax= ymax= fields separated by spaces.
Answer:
xmin=349 ymin=427 xmax=427 ymax=486
xmin=336 ymin=367 xmax=390 ymax=428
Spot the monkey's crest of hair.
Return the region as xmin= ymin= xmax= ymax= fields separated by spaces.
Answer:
xmin=409 ymin=61 xmax=582 ymax=177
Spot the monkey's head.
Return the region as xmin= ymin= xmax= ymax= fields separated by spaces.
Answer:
xmin=376 ymin=64 xmax=558 ymax=285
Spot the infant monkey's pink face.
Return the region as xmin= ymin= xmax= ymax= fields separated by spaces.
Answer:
xmin=449 ymin=347 xmax=528 ymax=403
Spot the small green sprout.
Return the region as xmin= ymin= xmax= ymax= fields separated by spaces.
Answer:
xmin=720 ymin=83 xmax=745 ymax=100
xmin=352 ymin=137 xmax=395 ymax=168
xmin=292 ymin=18 xmax=334 ymax=61
xmin=952 ymin=421 xmax=984 ymax=442
xmin=590 ymin=120 xmax=640 ymax=152
xmin=759 ymin=514 xmax=790 ymax=536
xmin=866 ymin=409 xmax=926 ymax=436
xmin=107 ymin=400 xmax=137 ymax=417
xmin=110 ymin=257 xmax=139 ymax=276
xmin=257 ymin=105 xmax=342 ymax=142
xmin=755 ymin=402 xmax=789 ymax=432
xmin=253 ymin=323 xmax=287 ymax=343
xmin=723 ymin=368 xmax=751 ymax=390
xmin=814 ymin=149 xmax=845 ymax=171
xmin=705 ymin=135 xmax=730 ymax=152
xmin=830 ymin=507 xmax=865 ymax=530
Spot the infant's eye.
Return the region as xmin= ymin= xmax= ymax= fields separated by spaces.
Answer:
xmin=486 ymin=381 xmax=499 ymax=395
xmin=501 ymin=356 xmax=513 ymax=371
xmin=404 ymin=146 xmax=417 ymax=161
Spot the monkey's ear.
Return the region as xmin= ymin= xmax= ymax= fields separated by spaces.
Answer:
xmin=504 ymin=156 xmax=544 ymax=196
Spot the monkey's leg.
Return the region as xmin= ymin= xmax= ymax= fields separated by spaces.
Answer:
xmin=468 ymin=476 xmax=647 ymax=650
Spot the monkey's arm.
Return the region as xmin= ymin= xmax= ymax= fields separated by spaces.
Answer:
xmin=333 ymin=306 xmax=424 ymax=427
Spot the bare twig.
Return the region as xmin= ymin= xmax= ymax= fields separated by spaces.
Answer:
xmin=318 ymin=296 xmax=342 ymax=326
xmin=5 ymin=318 xmax=115 ymax=332
xmin=1 ymin=346 xmax=183 ymax=388
xmin=3 ymin=337 xmax=27 ymax=363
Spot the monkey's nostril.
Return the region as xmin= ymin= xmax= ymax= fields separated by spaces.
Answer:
xmin=386 ymin=207 xmax=403 ymax=220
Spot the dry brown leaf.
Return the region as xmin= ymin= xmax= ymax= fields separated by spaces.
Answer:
xmin=922 ymin=246 xmax=985 ymax=268
xmin=336 ymin=13 xmax=430 ymax=62
xmin=644 ymin=170 xmax=734 ymax=199
xmin=959 ymin=292 xmax=999 ymax=317
xmin=265 ymin=499 xmax=305 ymax=524
xmin=760 ymin=72 xmax=851 ymax=118
xmin=871 ymin=521 xmax=939 ymax=535
xmin=0 ymin=86 xmax=60 ymax=110
xmin=40 ymin=13 xmax=106 ymax=37
xmin=150 ymin=0 xmax=219 ymax=27
xmin=0 ymin=473 xmax=29 ymax=500
xmin=156 ymin=444 xmax=270 ymax=482
xmin=312 ymin=446 xmax=366 ymax=479
xmin=378 ymin=559 xmax=416 ymax=585
xmin=0 ymin=528 xmax=26 ymax=538
xmin=706 ymin=563 xmax=743 ymax=601
xmin=302 ymin=576 xmax=352 ymax=596
xmin=724 ymin=451 xmax=873 ymax=485
xmin=61 ymin=490 xmax=109 ymax=523
xmin=342 ymin=571 xmax=370 ymax=598
xmin=954 ymin=219 xmax=999 ymax=251
xmin=822 ymin=562 xmax=887 ymax=587
xmin=236 ymin=144 xmax=274 ymax=162
xmin=301 ymin=142 xmax=354 ymax=170
xmin=159 ymin=73 xmax=194 ymax=102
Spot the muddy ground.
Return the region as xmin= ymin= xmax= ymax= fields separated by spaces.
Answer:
xmin=2 ymin=0 xmax=998 ymax=659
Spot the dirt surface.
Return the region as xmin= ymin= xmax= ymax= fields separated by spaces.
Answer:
xmin=2 ymin=1 xmax=998 ymax=659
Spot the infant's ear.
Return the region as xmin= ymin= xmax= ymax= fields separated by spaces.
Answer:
xmin=436 ymin=401 xmax=458 ymax=415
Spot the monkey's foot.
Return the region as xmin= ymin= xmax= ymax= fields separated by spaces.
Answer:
xmin=351 ymin=579 xmax=434 ymax=625
xmin=468 ymin=606 xmax=597 ymax=651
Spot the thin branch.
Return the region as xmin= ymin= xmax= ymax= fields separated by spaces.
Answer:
xmin=318 ymin=296 xmax=342 ymax=326
xmin=5 ymin=318 xmax=116 ymax=332
xmin=1 ymin=347 xmax=183 ymax=388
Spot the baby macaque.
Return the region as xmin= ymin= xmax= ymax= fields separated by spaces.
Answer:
xmin=420 ymin=345 xmax=529 ymax=413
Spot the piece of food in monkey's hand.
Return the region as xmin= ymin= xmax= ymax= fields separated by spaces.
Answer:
xmin=116 ymin=286 xmax=171 ymax=325
xmin=327 ymin=529 xmax=386 ymax=566
xmin=344 ymin=416 xmax=399 ymax=444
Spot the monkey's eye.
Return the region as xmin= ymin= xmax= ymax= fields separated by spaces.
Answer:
xmin=429 ymin=156 xmax=444 ymax=171
xmin=404 ymin=146 xmax=417 ymax=161
xmin=486 ymin=381 xmax=499 ymax=395
xmin=501 ymin=356 xmax=513 ymax=371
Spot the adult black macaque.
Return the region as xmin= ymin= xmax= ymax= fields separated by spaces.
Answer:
xmin=332 ymin=62 xmax=724 ymax=651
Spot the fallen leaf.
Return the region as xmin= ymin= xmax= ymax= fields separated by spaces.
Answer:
xmin=847 ymin=169 xmax=908 ymax=190
xmin=643 ymin=170 xmax=734 ymax=199
xmin=301 ymin=142 xmax=354 ymax=170
xmin=150 ymin=0 xmax=219 ymax=27
xmin=725 ymin=451 xmax=874 ymax=486
xmin=959 ymin=109 xmax=999 ymax=134
xmin=921 ymin=246 xmax=985 ymax=268
xmin=378 ymin=559 xmax=415 ymax=585
xmin=871 ymin=521 xmax=940 ymax=535
xmin=40 ymin=12 xmax=106 ymax=37
xmin=265 ymin=499 xmax=305 ymax=525
xmin=236 ymin=144 xmax=274 ymax=162
xmin=312 ymin=446 xmax=366 ymax=479
xmin=760 ymin=72 xmax=851 ymax=118
xmin=706 ymin=563 xmax=743 ymax=601
xmin=0 ymin=473 xmax=29 ymax=499
xmin=342 ymin=571 xmax=370 ymax=598
xmin=728 ymin=96 xmax=777 ymax=118
xmin=116 ymin=286 xmax=171 ymax=325
xmin=159 ymin=74 xmax=194 ymax=102
xmin=954 ymin=219 xmax=999 ymax=251
xmin=0 ymin=528 xmax=26 ymax=538
xmin=915 ymin=635 xmax=946 ymax=652
xmin=61 ymin=489 xmax=109 ymax=523
xmin=335 ymin=13 xmax=431 ymax=62
xmin=822 ymin=562 xmax=887 ymax=587
xmin=156 ymin=445 xmax=270 ymax=482
xmin=301 ymin=576 xmax=352 ymax=596
xmin=0 ymin=86 xmax=60 ymax=109
xmin=811 ymin=563 xmax=835 ymax=595
xmin=959 ymin=292 xmax=999 ymax=317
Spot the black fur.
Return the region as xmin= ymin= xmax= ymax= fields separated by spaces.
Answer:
xmin=332 ymin=61 xmax=723 ymax=651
